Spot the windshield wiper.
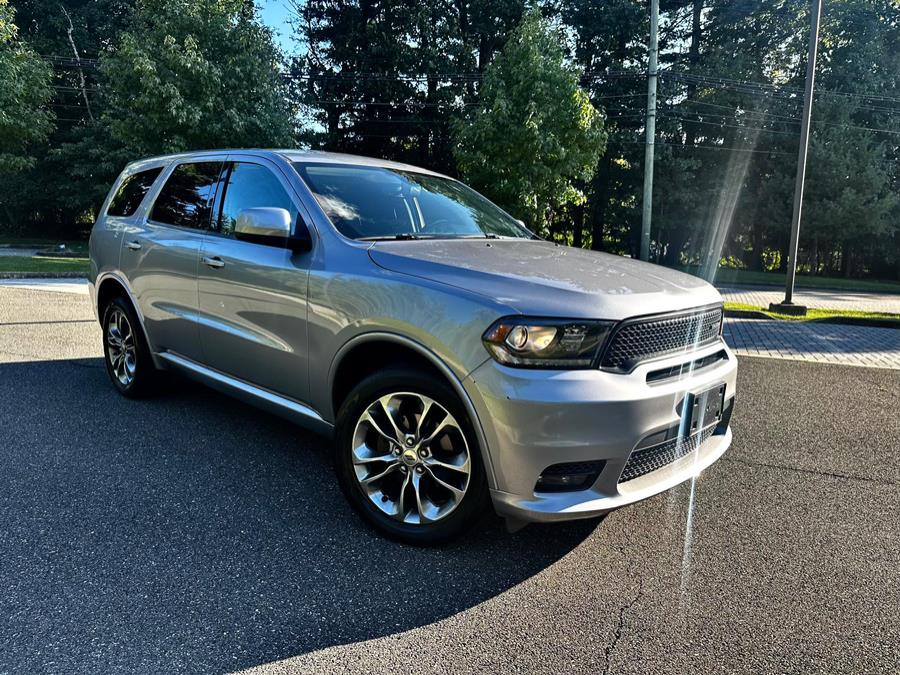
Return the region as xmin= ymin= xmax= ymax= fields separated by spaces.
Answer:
xmin=359 ymin=233 xmax=508 ymax=242
xmin=358 ymin=233 xmax=424 ymax=241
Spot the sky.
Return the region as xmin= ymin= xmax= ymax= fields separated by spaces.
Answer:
xmin=258 ymin=0 xmax=297 ymax=55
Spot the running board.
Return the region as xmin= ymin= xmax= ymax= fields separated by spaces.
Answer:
xmin=158 ymin=352 xmax=334 ymax=437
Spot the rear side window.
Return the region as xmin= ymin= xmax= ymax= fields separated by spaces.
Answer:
xmin=150 ymin=162 xmax=222 ymax=229
xmin=106 ymin=167 xmax=163 ymax=217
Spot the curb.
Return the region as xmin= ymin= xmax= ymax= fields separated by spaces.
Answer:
xmin=717 ymin=282 xmax=900 ymax=295
xmin=0 ymin=272 xmax=88 ymax=280
xmin=724 ymin=309 xmax=900 ymax=329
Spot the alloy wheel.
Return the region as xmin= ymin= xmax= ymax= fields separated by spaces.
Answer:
xmin=351 ymin=392 xmax=472 ymax=525
xmin=106 ymin=307 xmax=137 ymax=387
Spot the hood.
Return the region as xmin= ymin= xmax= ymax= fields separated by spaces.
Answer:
xmin=368 ymin=239 xmax=722 ymax=320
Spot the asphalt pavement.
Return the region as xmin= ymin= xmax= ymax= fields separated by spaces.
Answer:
xmin=1 ymin=285 xmax=898 ymax=674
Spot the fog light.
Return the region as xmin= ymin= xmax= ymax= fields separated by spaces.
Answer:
xmin=535 ymin=460 xmax=606 ymax=493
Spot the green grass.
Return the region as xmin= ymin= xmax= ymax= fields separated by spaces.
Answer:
xmin=0 ymin=255 xmax=90 ymax=275
xmin=725 ymin=301 xmax=900 ymax=322
xmin=704 ymin=268 xmax=900 ymax=294
xmin=0 ymin=236 xmax=89 ymax=256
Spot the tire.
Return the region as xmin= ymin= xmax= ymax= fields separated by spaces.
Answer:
xmin=334 ymin=367 xmax=489 ymax=545
xmin=101 ymin=295 xmax=159 ymax=398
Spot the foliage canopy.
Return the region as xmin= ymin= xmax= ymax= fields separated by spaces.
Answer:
xmin=453 ymin=10 xmax=607 ymax=234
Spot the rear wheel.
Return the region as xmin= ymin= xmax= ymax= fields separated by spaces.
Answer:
xmin=334 ymin=368 xmax=489 ymax=545
xmin=102 ymin=296 xmax=158 ymax=398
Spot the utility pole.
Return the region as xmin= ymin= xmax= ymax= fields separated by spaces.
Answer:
xmin=640 ymin=0 xmax=659 ymax=262
xmin=771 ymin=0 xmax=822 ymax=316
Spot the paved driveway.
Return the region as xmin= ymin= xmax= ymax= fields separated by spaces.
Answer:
xmin=1 ymin=285 xmax=899 ymax=674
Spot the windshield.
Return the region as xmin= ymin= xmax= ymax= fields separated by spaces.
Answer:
xmin=293 ymin=162 xmax=534 ymax=240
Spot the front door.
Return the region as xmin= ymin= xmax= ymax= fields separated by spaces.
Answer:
xmin=197 ymin=158 xmax=312 ymax=404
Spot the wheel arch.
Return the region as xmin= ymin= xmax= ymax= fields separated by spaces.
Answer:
xmin=95 ymin=273 xmax=159 ymax=366
xmin=328 ymin=333 xmax=497 ymax=488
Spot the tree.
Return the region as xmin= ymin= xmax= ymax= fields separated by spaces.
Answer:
xmin=61 ymin=0 xmax=294 ymax=215
xmin=558 ymin=0 xmax=644 ymax=251
xmin=0 ymin=0 xmax=53 ymax=176
xmin=292 ymin=0 xmax=525 ymax=170
xmin=453 ymin=9 xmax=606 ymax=233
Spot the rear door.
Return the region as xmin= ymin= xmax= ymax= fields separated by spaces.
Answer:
xmin=196 ymin=156 xmax=313 ymax=403
xmin=120 ymin=158 xmax=225 ymax=361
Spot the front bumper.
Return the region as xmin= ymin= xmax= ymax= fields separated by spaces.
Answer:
xmin=464 ymin=339 xmax=737 ymax=523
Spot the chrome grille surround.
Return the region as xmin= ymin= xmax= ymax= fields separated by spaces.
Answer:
xmin=600 ymin=305 xmax=724 ymax=372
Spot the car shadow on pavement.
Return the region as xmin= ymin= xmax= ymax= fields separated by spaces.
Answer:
xmin=0 ymin=358 xmax=597 ymax=672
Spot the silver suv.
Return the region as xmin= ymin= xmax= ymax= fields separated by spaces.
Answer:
xmin=89 ymin=149 xmax=737 ymax=544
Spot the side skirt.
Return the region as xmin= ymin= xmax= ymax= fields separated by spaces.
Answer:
xmin=157 ymin=351 xmax=334 ymax=438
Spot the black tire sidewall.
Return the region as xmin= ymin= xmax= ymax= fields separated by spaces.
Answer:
xmin=334 ymin=367 xmax=489 ymax=545
xmin=101 ymin=296 xmax=156 ymax=398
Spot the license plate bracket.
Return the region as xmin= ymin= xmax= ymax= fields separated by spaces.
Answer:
xmin=684 ymin=383 xmax=726 ymax=434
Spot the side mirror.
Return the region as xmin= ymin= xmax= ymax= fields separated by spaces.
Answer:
xmin=234 ymin=207 xmax=312 ymax=252
xmin=235 ymin=207 xmax=292 ymax=239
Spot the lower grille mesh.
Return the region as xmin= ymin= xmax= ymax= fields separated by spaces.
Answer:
xmin=619 ymin=427 xmax=715 ymax=483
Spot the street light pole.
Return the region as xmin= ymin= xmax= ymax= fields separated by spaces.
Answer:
xmin=772 ymin=0 xmax=822 ymax=315
xmin=640 ymin=0 xmax=659 ymax=262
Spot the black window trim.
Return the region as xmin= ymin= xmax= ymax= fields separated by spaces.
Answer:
xmin=105 ymin=166 xmax=165 ymax=219
xmin=145 ymin=159 xmax=225 ymax=232
xmin=207 ymin=159 xmax=304 ymax=243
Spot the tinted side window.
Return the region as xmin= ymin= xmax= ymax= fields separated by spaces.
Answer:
xmin=106 ymin=167 xmax=163 ymax=217
xmin=150 ymin=162 xmax=222 ymax=229
xmin=217 ymin=163 xmax=296 ymax=236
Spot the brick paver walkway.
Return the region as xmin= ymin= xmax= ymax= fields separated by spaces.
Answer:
xmin=719 ymin=287 xmax=900 ymax=314
xmin=724 ymin=318 xmax=900 ymax=369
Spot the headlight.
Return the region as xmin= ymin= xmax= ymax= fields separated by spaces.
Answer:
xmin=482 ymin=317 xmax=615 ymax=369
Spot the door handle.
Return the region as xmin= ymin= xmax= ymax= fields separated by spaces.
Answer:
xmin=125 ymin=240 xmax=141 ymax=251
xmin=202 ymin=256 xmax=225 ymax=269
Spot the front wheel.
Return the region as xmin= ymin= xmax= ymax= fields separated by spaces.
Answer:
xmin=334 ymin=368 xmax=489 ymax=545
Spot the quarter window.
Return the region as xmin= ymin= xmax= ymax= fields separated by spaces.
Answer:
xmin=106 ymin=167 xmax=163 ymax=217
xmin=150 ymin=162 xmax=223 ymax=230
xmin=217 ymin=162 xmax=297 ymax=236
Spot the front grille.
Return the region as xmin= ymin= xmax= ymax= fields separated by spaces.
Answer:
xmin=619 ymin=426 xmax=715 ymax=483
xmin=601 ymin=306 xmax=723 ymax=372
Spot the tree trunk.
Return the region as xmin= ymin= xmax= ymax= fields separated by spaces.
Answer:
xmin=810 ymin=234 xmax=819 ymax=276
xmin=573 ymin=203 xmax=584 ymax=249
xmin=684 ymin=0 xmax=703 ymax=148
xmin=590 ymin=155 xmax=612 ymax=251
xmin=842 ymin=242 xmax=853 ymax=278
xmin=749 ymin=226 xmax=765 ymax=271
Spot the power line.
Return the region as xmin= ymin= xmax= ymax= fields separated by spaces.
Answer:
xmin=667 ymin=101 xmax=900 ymax=137
xmin=35 ymin=51 xmax=900 ymax=107
xmin=658 ymin=112 xmax=801 ymax=136
xmin=303 ymin=92 xmax=645 ymax=108
xmin=663 ymin=69 xmax=900 ymax=107
xmin=620 ymin=139 xmax=796 ymax=156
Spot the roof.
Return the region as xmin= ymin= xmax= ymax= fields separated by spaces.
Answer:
xmin=124 ymin=149 xmax=450 ymax=179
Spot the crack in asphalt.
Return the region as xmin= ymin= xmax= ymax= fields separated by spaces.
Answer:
xmin=603 ymin=577 xmax=645 ymax=675
xmin=723 ymin=456 xmax=900 ymax=487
